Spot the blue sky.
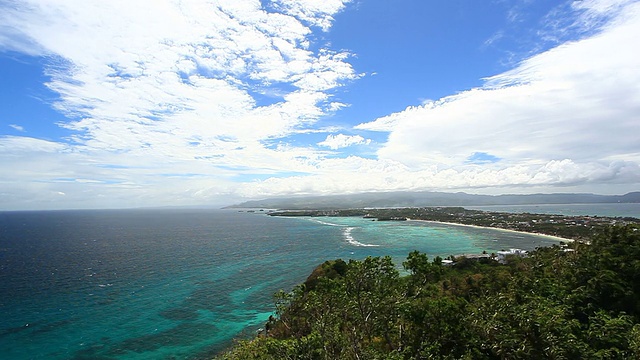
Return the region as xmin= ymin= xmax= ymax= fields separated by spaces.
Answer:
xmin=1 ymin=0 xmax=639 ymax=210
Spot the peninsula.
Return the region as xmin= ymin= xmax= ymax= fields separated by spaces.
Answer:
xmin=268 ymin=206 xmax=640 ymax=241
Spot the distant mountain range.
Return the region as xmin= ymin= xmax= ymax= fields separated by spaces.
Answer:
xmin=226 ymin=191 xmax=640 ymax=210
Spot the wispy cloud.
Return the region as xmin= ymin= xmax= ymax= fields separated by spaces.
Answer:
xmin=483 ymin=30 xmax=505 ymax=47
xmin=9 ymin=124 xmax=25 ymax=132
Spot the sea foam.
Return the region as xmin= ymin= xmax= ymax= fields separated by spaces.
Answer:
xmin=343 ymin=227 xmax=379 ymax=247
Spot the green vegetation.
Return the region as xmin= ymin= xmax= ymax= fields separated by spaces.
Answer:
xmin=217 ymin=224 xmax=640 ymax=359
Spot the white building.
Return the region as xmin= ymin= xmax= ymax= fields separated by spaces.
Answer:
xmin=496 ymin=248 xmax=528 ymax=263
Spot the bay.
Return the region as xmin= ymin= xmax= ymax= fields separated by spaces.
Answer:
xmin=0 ymin=207 xmax=584 ymax=359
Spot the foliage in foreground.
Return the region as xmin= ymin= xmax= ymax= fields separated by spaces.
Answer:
xmin=217 ymin=225 xmax=640 ymax=359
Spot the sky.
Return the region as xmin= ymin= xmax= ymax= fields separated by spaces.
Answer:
xmin=1 ymin=0 xmax=639 ymax=210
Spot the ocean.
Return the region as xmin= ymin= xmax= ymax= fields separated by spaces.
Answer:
xmin=465 ymin=203 xmax=640 ymax=218
xmin=0 ymin=205 xmax=628 ymax=359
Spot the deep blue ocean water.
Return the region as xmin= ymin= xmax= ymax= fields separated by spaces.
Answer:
xmin=0 ymin=206 xmax=622 ymax=359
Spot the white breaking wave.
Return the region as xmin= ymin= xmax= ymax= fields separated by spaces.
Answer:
xmin=343 ymin=227 xmax=379 ymax=247
xmin=306 ymin=218 xmax=379 ymax=246
xmin=308 ymin=219 xmax=344 ymax=227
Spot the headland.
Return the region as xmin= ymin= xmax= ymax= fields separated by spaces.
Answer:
xmin=268 ymin=206 xmax=640 ymax=241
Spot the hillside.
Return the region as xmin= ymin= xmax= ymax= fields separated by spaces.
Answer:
xmin=227 ymin=191 xmax=640 ymax=209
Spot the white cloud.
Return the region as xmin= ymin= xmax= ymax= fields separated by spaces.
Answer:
xmin=0 ymin=135 xmax=66 ymax=153
xmin=9 ymin=124 xmax=25 ymax=132
xmin=354 ymin=0 xmax=640 ymax=192
xmin=318 ymin=134 xmax=371 ymax=149
xmin=572 ymin=0 xmax=635 ymax=16
xmin=0 ymin=1 xmax=356 ymax=147
xmin=236 ymin=157 xmax=640 ymax=198
xmin=270 ymin=0 xmax=351 ymax=31
xmin=0 ymin=0 xmax=638 ymax=209
xmin=0 ymin=0 xmax=361 ymax=209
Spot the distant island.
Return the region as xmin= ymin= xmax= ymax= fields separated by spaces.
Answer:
xmin=227 ymin=191 xmax=640 ymax=210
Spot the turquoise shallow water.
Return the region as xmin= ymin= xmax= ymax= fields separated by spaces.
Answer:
xmin=0 ymin=209 xmax=569 ymax=359
xmin=302 ymin=216 xmax=563 ymax=263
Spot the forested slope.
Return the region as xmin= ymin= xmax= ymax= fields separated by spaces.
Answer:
xmin=217 ymin=225 xmax=640 ymax=359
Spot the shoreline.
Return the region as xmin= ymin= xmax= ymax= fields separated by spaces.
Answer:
xmin=408 ymin=219 xmax=574 ymax=243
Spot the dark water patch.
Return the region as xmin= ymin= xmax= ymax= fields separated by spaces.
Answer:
xmin=0 ymin=323 xmax=32 ymax=337
xmin=160 ymin=308 xmax=199 ymax=321
xmin=110 ymin=323 xmax=218 ymax=354
xmin=0 ymin=318 xmax=75 ymax=337
xmin=70 ymin=342 xmax=117 ymax=360
xmin=183 ymin=280 xmax=229 ymax=310
xmin=28 ymin=318 xmax=75 ymax=336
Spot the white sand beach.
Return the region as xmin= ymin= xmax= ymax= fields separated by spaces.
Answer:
xmin=407 ymin=219 xmax=574 ymax=243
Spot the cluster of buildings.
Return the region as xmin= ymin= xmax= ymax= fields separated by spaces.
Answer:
xmin=445 ymin=248 xmax=529 ymax=265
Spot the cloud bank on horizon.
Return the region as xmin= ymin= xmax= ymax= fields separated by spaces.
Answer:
xmin=0 ymin=0 xmax=639 ymax=210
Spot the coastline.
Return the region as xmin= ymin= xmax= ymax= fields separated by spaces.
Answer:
xmin=408 ymin=219 xmax=574 ymax=243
